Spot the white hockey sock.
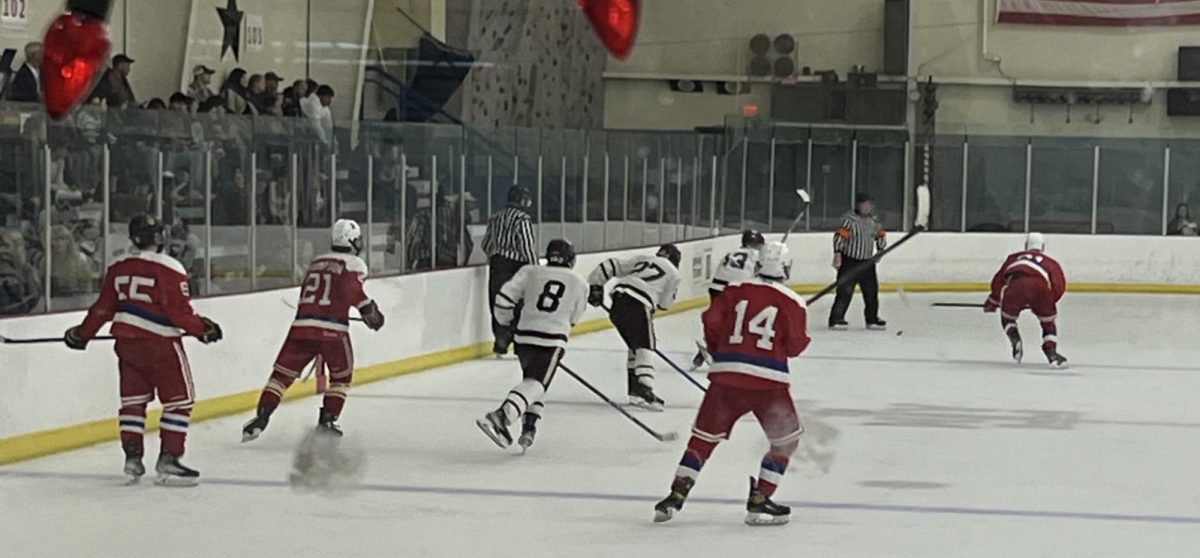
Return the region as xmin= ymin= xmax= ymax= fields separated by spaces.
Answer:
xmin=503 ymin=379 xmax=545 ymax=423
xmin=634 ymin=349 xmax=655 ymax=388
xmin=526 ymin=401 xmax=544 ymax=419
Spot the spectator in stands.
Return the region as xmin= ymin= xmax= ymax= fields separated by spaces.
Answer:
xmin=247 ymin=73 xmax=269 ymax=114
xmin=143 ymin=98 xmax=167 ymax=110
xmin=0 ymin=228 xmax=42 ymax=315
xmin=197 ymin=95 xmax=227 ymax=113
xmin=49 ymin=224 xmax=96 ymax=297
xmin=5 ymin=42 xmax=43 ymax=102
xmin=75 ymin=220 xmax=104 ymax=270
xmin=92 ymin=54 xmax=137 ymax=109
xmin=265 ymin=72 xmax=283 ymax=96
xmin=405 ymin=192 xmax=473 ymax=270
xmin=166 ymin=217 xmax=202 ymax=293
xmin=169 ymin=92 xmax=194 ymax=113
xmin=188 ymin=65 xmax=216 ymax=101
xmin=1167 ymin=203 xmax=1198 ymax=236
xmin=220 ymin=68 xmax=256 ymax=115
xmin=281 ymin=79 xmax=307 ymax=117
xmin=302 ymin=84 xmax=335 ymax=145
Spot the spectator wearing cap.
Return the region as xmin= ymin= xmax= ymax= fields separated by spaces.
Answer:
xmin=264 ymin=72 xmax=283 ymax=96
xmin=301 ymin=84 xmax=335 ymax=145
xmin=188 ymin=65 xmax=216 ymax=101
xmin=828 ymin=192 xmax=888 ymax=331
xmin=5 ymin=42 xmax=43 ymax=102
xmin=92 ymin=54 xmax=137 ymax=109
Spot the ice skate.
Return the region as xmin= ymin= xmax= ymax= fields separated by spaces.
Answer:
xmin=517 ymin=414 xmax=538 ymax=452
xmin=154 ymin=453 xmax=199 ymax=487
xmin=828 ymin=320 xmax=849 ymax=331
xmin=316 ymin=408 xmax=343 ymax=437
xmin=241 ymin=406 xmax=273 ymax=442
xmin=122 ymin=440 xmax=144 ymax=483
xmin=476 ymin=409 xmax=513 ymax=449
xmin=745 ymin=477 xmax=790 ymax=526
xmin=653 ymin=477 xmax=695 ymax=523
xmin=628 ymin=383 xmax=665 ymax=412
xmin=866 ymin=319 xmax=888 ymax=331
xmin=1045 ymin=348 xmax=1068 ymax=370
xmin=1007 ymin=330 xmax=1023 ymax=363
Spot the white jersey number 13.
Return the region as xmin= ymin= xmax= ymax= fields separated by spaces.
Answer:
xmin=729 ymin=300 xmax=778 ymax=350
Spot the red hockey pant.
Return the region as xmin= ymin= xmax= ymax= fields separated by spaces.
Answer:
xmin=1000 ymin=274 xmax=1059 ymax=351
xmin=116 ymin=338 xmax=195 ymax=457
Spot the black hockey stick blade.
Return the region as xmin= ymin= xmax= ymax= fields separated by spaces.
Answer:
xmin=931 ymin=302 xmax=986 ymax=308
xmin=1 ymin=334 xmax=115 ymax=345
xmin=558 ymin=362 xmax=678 ymax=443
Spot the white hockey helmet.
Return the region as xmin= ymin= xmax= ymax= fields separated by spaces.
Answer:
xmin=1025 ymin=232 xmax=1046 ymax=252
xmin=756 ymin=241 xmax=792 ymax=281
xmin=332 ymin=219 xmax=364 ymax=255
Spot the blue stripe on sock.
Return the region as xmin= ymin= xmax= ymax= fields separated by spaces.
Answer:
xmin=761 ymin=457 xmax=787 ymax=474
xmin=680 ymin=454 xmax=703 ymax=471
xmin=119 ymin=420 xmax=144 ymax=428
xmin=160 ymin=417 xmax=189 ymax=428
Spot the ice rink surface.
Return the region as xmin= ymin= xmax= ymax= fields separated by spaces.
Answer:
xmin=3 ymin=292 xmax=1200 ymax=557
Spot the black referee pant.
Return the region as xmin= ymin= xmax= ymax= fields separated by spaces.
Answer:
xmin=829 ymin=256 xmax=880 ymax=326
xmin=488 ymin=255 xmax=528 ymax=353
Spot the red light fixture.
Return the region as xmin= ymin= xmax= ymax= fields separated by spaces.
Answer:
xmin=578 ymin=0 xmax=639 ymax=60
xmin=42 ymin=0 xmax=113 ymax=120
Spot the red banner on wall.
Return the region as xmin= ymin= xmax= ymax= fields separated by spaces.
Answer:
xmin=998 ymin=0 xmax=1200 ymax=26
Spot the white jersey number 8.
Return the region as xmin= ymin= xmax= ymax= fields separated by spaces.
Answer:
xmin=729 ymin=300 xmax=778 ymax=350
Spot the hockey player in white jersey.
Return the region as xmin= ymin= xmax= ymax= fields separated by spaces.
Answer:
xmin=587 ymin=243 xmax=682 ymax=411
xmin=477 ymin=239 xmax=589 ymax=451
xmin=710 ymin=230 xmax=765 ymax=298
xmin=693 ymin=230 xmax=764 ymax=368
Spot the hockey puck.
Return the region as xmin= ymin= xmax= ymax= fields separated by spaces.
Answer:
xmin=896 ymin=330 xmax=904 ymax=336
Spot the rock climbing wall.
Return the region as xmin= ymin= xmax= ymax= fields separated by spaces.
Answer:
xmin=461 ymin=0 xmax=606 ymax=129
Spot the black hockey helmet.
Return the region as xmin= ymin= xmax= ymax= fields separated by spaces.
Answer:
xmin=545 ymin=238 xmax=576 ymax=268
xmin=507 ymin=186 xmax=532 ymax=209
xmin=741 ymin=229 xmax=765 ymax=249
xmin=129 ymin=214 xmax=165 ymax=250
xmin=657 ymin=243 xmax=682 ymax=268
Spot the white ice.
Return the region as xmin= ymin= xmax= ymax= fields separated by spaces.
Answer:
xmin=3 ymin=292 xmax=1200 ymax=557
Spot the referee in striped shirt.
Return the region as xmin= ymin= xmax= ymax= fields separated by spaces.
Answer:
xmin=483 ymin=187 xmax=539 ymax=355
xmin=829 ymin=192 xmax=888 ymax=331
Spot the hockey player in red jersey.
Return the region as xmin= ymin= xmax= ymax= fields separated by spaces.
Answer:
xmin=64 ymin=215 xmax=224 ymax=486
xmin=653 ymin=241 xmax=810 ymax=526
xmin=984 ymin=232 xmax=1068 ymax=368
xmin=242 ymin=219 xmax=385 ymax=441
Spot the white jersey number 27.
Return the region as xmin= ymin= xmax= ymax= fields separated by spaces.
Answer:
xmin=729 ymin=300 xmax=778 ymax=350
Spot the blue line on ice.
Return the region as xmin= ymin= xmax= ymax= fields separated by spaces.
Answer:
xmin=2 ymin=469 xmax=1197 ymax=525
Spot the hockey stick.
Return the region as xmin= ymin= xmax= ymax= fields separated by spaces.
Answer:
xmin=781 ymin=189 xmax=813 ymax=242
xmin=557 ymin=362 xmax=678 ymax=442
xmin=1 ymin=334 xmax=115 ymax=345
xmin=280 ymin=299 xmax=365 ymax=322
xmin=806 ymin=185 xmax=931 ymax=306
xmin=601 ymin=303 xmax=708 ymax=393
xmin=931 ymin=302 xmax=986 ymax=308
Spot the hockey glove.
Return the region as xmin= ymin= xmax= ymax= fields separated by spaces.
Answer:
xmin=587 ymin=285 xmax=605 ymax=307
xmin=983 ymin=299 xmax=999 ymax=313
xmin=64 ymin=326 xmax=88 ymax=351
xmin=361 ymin=301 xmax=385 ymax=331
xmin=200 ymin=317 xmax=224 ymax=343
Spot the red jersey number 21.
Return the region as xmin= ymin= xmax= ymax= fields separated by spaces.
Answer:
xmin=730 ymin=300 xmax=778 ymax=350
xmin=300 ymin=273 xmax=334 ymax=306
